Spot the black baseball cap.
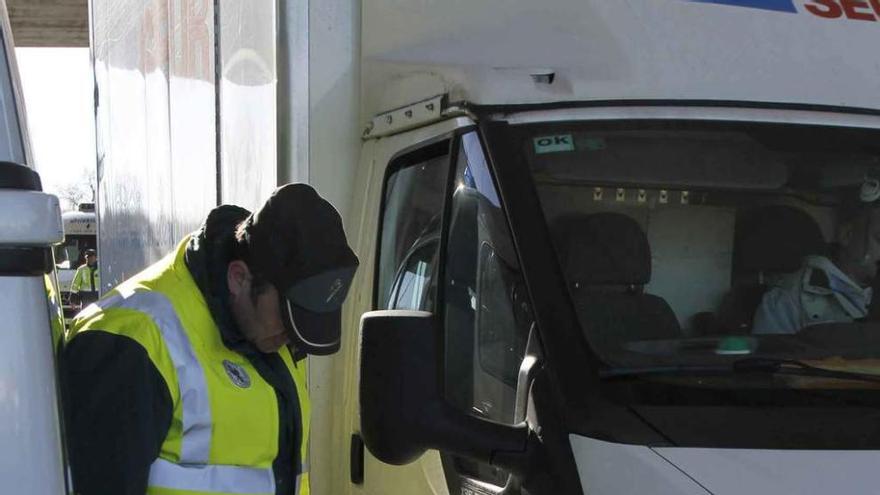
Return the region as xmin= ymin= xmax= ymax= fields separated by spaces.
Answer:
xmin=241 ymin=184 xmax=359 ymax=355
xmin=84 ymin=249 xmax=97 ymax=256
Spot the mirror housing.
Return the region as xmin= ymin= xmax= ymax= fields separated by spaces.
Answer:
xmin=359 ymin=310 xmax=530 ymax=469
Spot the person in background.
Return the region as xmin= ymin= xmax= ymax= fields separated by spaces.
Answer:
xmin=753 ymin=206 xmax=880 ymax=334
xmin=69 ymin=248 xmax=100 ymax=308
xmin=61 ymin=184 xmax=359 ymax=495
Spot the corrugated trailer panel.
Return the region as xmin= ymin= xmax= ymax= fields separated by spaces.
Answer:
xmin=217 ymin=0 xmax=277 ymax=211
xmin=93 ymin=0 xmax=217 ymax=289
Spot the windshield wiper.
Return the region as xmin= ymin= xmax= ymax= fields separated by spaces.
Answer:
xmin=600 ymin=357 xmax=880 ymax=384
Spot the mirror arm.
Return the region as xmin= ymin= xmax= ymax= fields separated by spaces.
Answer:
xmin=423 ymin=401 xmax=533 ymax=475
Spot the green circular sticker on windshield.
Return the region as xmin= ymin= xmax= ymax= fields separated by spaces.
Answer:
xmin=716 ymin=336 xmax=753 ymax=355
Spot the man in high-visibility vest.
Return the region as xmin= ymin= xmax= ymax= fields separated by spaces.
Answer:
xmin=69 ymin=248 xmax=100 ymax=308
xmin=61 ymin=184 xmax=359 ymax=495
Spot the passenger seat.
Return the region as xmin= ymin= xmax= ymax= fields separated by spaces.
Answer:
xmin=551 ymin=212 xmax=681 ymax=353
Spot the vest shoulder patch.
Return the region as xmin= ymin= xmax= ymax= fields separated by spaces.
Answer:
xmin=222 ymin=360 xmax=251 ymax=388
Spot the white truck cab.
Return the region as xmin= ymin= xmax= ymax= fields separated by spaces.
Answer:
xmin=345 ymin=2 xmax=880 ymax=494
xmin=89 ymin=0 xmax=880 ymax=494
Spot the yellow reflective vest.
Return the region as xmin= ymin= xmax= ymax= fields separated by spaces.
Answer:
xmin=69 ymin=239 xmax=310 ymax=495
xmin=70 ymin=263 xmax=100 ymax=294
xmin=44 ymin=273 xmax=66 ymax=350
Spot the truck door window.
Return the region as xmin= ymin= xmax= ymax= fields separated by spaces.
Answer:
xmin=442 ymin=132 xmax=532 ymax=488
xmin=377 ymin=140 xmax=450 ymax=311
xmin=388 ymin=239 xmax=440 ymax=310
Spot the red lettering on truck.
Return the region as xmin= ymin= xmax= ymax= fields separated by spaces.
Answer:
xmin=841 ymin=0 xmax=877 ymax=20
xmin=805 ymin=0 xmax=843 ymax=17
xmin=804 ymin=0 xmax=878 ymax=20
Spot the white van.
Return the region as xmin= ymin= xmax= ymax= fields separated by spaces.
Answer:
xmin=0 ymin=1 xmax=68 ymax=493
xmin=91 ymin=0 xmax=880 ymax=494
xmin=56 ymin=202 xmax=96 ymax=318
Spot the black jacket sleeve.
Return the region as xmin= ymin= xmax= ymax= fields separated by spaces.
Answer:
xmin=61 ymin=331 xmax=172 ymax=495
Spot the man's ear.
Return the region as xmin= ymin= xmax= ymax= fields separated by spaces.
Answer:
xmin=227 ymin=260 xmax=252 ymax=297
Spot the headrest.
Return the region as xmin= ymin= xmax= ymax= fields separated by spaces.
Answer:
xmin=734 ymin=205 xmax=826 ymax=275
xmin=551 ymin=212 xmax=651 ymax=286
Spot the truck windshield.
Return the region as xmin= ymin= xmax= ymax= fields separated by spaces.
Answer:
xmin=520 ymin=120 xmax=880 ymax=390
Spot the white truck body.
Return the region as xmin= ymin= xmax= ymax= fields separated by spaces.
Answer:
xmin=55 ymin=206 xmax=96 ymax=317
xmin=91 ymin=1 xmax=880 ymax=494
xmin=0 ymin=1 xmax=68 ymax=493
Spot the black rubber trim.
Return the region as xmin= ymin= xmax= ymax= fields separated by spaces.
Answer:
xmin=0 ymin=246 xmax=53 ymax=275
xmin=0 ymin=161 xmax=41 ymax=191
xmin=350 ymin=433 xmax=365 ymax=485
xmin=465 ymin=99 xmax=880 ymax=119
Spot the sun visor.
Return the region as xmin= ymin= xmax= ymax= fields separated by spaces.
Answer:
xmin=528 ymin=130 xmax=789 ymax=191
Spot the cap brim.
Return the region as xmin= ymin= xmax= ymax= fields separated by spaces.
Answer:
xmin=282 ymin=297 xmax=341 ymax=356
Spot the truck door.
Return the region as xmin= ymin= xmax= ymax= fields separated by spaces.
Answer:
xmin=359 ymin=118 xmax=537 ymax=495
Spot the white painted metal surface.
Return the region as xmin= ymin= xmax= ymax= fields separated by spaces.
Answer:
xmin=654 ymin=446 xmax=880 ymax=495
xmin=292 ymin=0 xmax=361 ymax=221
xmin=0 ymin=276 xmax=67 ymax=495
xmin=571 ymin=434 xmax=880 ymax=495
xmin=60 ymin=210 xmax=95 ymax=236
xmin=0 ymin=189 xmax=67 ymax=494
xmin=0 ymin=190 xmax=63 ymax=244
xmin=363 ymin=0 xmax=880 ymax=113
xmin=569 ymin=435 xmax=709 ymax=495
xmin=218 ymin=0 xmax=278 ymax=211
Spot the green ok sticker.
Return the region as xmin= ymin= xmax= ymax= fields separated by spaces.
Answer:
xmin=534 ymin=134 xmax=575 ymax=154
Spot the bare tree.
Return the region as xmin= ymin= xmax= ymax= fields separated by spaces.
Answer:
xmin=56 ymin=169 xmax=97 ymax=211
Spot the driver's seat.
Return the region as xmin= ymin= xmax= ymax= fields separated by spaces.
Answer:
xmin=552 ymin=212 xmax=681 ymax=353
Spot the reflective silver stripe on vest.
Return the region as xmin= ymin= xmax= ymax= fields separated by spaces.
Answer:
xmin=149 ymin=458 xmax=275 ymax=495
xmin=98 ymin=288 xmax=212 ymax=462
xmin=100 ymin=288 xmax=277 ymax=493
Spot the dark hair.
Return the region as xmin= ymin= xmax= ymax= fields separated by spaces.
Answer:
xmin=232 ymin=220 xmax=273 ymax=304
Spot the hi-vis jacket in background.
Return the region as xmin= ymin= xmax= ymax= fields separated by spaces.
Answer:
xmin=62 ymin=206 xmax=310 ymax=495
xmin=70 ymin=263 xmax=100 ymax=294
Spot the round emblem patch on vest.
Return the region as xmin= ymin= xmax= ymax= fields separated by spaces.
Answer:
xmin=223 ymin=360 xmax=251 ymax=388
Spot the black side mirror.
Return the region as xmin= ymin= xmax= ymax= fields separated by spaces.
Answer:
xmin=359 ymin=310 xmax=531 ymax=471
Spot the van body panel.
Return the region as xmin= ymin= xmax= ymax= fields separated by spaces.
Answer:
xmin=654 ymin=445 xmax=880 ymax=495
xmin=570 ymin=435 xmax=708 ymax=495
xmin=0 ymin=276 xmax=67 ymax=495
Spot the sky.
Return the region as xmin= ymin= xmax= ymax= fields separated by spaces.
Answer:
xmin=15 ymin=47 xmax=96 ymax=210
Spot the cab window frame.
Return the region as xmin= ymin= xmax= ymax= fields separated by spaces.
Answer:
xmin=373 ymin=129 xmax=472 ymax=311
